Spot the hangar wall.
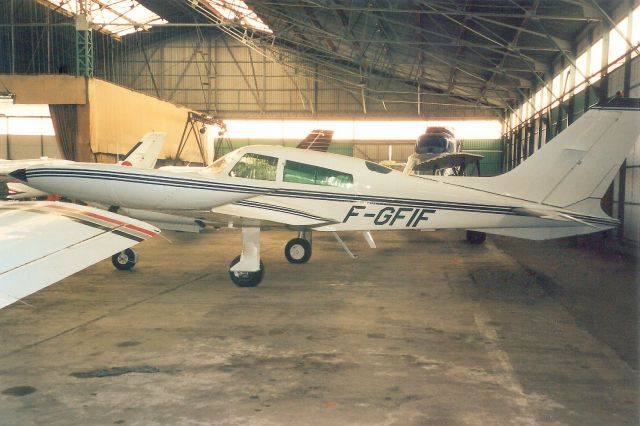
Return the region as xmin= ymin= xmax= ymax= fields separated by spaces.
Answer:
xmin=0 ymin=75 xmax=203 ymax=163
xmin=87 ymin=79 xmax=198 ymax=161
xmin=0 ymin=135 xmax=59 ymax=160
xmin=92 ymin=30 xmax=496 ymax=118
xmin=0 ymin=103 xmax=59 ymax=160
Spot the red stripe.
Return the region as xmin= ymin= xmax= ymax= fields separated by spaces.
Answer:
xmin=48 ymin=204 xmax=156 ymax=236
xmin=84 ymin=211 xmax=127 ymax=226
xmin=49 ymin=205 xmax=127 ymax=227
xmin=124 ymin=223 xmax=158 ymax=237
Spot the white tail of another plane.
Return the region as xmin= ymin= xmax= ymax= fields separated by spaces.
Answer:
xmin=445 ymin=98 xmax=640 ymax=219
xmin=118 ymin=132 xmax=166 ymax=168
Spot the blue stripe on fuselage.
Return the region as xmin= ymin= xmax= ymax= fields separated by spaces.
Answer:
xmin=26 ymin=168 xmax=615 ymax=226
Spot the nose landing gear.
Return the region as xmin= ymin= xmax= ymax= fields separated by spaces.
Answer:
xmin=284 ymin=238 xmax=312 ymax=264
xmin=285 ymin=230 xmax=312 ymax=264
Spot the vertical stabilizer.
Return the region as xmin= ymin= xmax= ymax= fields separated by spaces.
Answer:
xmin=444 ymin=98 xmax=640 ymax=211
xmin=119 ymin=132 xmax=167 ymax=169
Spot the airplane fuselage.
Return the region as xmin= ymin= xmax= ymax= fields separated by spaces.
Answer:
xmin=15 ymin=145 xmax=610 ymax=238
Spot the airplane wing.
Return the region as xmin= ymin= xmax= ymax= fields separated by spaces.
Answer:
xmin=0 ymin=201 xmax=160 ymax=309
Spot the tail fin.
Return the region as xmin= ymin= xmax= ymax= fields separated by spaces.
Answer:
xmin=448 ymin=98 xmax=640 ymax=211
xmin=296 ymin=129 xmax=334 ymax=152
xmin=119 ymin=132 xmax=166 ymax=169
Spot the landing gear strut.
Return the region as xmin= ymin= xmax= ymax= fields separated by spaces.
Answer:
xmin=112 ymin=248 xmax=138 ymax=270
xmin=285 ymin=231 xmax=312 ymax=264
xmin=466 ymin=230 xmax=486 ymax=245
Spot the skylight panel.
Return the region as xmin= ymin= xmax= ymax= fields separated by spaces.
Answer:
xmin=201 ymin=0 xmax=272 ymax=34
xmin=608 ymin=17 xmax=629 ymax=72
xmin=37 ymin=0 xmax=167 ymax=38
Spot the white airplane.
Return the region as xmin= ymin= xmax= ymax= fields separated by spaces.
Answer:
xmin=10 ymin=97 xmax=639 ymax=287
xmin=0 ymin=200 xmax=159 ymax=309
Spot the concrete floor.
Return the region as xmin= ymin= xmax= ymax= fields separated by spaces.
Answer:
xmin=0 ymin=229 xmax=637 ymax=425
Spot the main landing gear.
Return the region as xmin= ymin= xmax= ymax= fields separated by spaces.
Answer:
xmin=228 ymin=229 xmax=314 ymax=287
xmin=466 ymin=230 xmax=487 ymax=245
xmin=111 ymin=248 xmax=138 ymax=270
xmin=229 ymin=255 xmax=265 ymax=287
xmin=229 ymin=227 xmax=264 ymax=287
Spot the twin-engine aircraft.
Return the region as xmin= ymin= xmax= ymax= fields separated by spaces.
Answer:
xmin=10 ymin=97 xmax=640 ymax=287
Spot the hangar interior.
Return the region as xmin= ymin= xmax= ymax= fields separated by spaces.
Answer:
xmin=0 ymin=1 xmax=638 ymax=424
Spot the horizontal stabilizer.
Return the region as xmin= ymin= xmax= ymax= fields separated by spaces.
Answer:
xmin=470 ymin=224 xmax=612 ymax=240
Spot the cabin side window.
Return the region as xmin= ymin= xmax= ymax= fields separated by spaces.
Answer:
xmin=229 ymin=153 xmax=278 ymax=181
xmin=283 ymin=160 xmax=353 ymax=188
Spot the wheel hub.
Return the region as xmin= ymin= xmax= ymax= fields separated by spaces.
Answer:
xmin=290 ymin=244 xmax=305 ymax=260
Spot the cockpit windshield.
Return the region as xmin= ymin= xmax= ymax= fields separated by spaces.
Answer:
xmin=229 ymin=153 xmax=278 ymax=181
xmin=207 ymin=154 xmax=232 ymax=174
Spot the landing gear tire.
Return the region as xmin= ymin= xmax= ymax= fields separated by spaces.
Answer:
xmin=284 ymin=238 xmax=312 ymax=264
xmin=112 ymin=248 xmax=138 ymax=270
xmin=466 ymin=230 xmax=486 ymax=245
xmin=229 ymin=255 xmax=264 ymax=287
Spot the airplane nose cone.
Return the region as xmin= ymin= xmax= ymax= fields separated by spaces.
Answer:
xmin=8 ymin=168 xmax=27 ymax=182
